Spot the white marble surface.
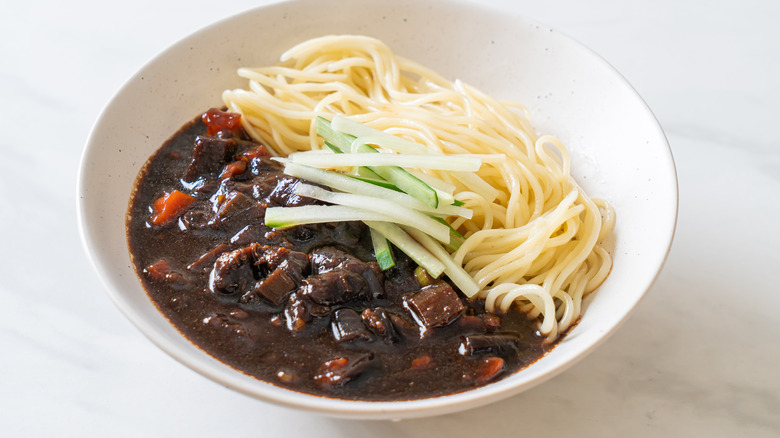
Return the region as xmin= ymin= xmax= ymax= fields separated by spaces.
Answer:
xmin=2 ymin=0 xmax=778 ymax=436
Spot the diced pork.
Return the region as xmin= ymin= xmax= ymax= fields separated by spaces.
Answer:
xmin=405 ymin=282 xmax=464 ymax=328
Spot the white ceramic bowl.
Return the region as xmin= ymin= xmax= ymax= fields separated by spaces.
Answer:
xmin=78 ymin=0 xmax=677 ymax=420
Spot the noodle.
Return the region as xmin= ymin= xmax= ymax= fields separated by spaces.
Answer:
xmin=222 ymin=35 xmax=614 ymax=340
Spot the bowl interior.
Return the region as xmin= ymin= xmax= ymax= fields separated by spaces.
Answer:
xmin=78 ymin=0 xmax=676 ymax=420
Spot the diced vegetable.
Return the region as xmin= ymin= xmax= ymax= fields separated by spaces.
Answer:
xmin=472 ymin=356 xmax=505 ymax=384
xmin=370 ymin=229 xmax=395 ymax=270
xmin=150 ymin=190 xmax=196 ymax=226
xmin=219 ymin=160 xmax=247 ymax=179
xmin=414 ymin=266 xmax=433 ymax=287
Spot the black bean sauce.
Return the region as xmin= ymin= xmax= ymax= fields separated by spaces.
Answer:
xmin=126 ymin=109 xmax=556 ymax=400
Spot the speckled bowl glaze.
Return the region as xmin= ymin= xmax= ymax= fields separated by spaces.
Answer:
xmin=78 ymin=0 xmax=677 ymax=420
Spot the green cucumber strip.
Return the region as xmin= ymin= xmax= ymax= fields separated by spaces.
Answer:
xmin=370 ymin=228 xmax=395 ymax=270
xmin=294 ymin=183 xmax=451 ymax=243
xmin=452 ymin=199 xmax=466 ymax=207
xmin=403 ymin=226 xmax=480 ymax=298
xmin=432 ymin=187 xmax=455 ymax=206
xmin=406 ymin=171 xmax=456 ymax=206
xmin=429 ymin=216 xmax=465 ymax=251
xmin=368 ymin=161 xmax=439 ymax=209
xmin=323 ymin=141 xmax=344 ymax=154
xmin=279 ymin=161 xmax=471 ymax=218
xmin=324 ymin=140 xmax=390 ymax=184
xmin=316 ymin=116 xmax=355 ymax=150
xmin=348 ymin=175 xmax=402 ymax=192
xmin=264 ymin=205 xmax=392 ymax=228
xmin=350 ymin=142 xmax=438 ymax=208
xmin=365 ymin=221 xmax=445 ymax=278
xmin=431 ymin=216 xmax=466 ymax=240
xmin=407 ymin=169 xmax=456 ymax=195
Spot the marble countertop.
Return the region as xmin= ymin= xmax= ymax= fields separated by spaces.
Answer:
xmin=2 ymin=0 xmax=778 ymax=436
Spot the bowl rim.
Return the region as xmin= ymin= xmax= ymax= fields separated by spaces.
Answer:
xmin=77 ymin=0 xmax=678 ymax=419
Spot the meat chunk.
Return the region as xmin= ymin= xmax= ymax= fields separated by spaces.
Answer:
xmin=458 ymin=334 xmax=523 ymax=358
xmin=187 ymin=243 xmax=230 ymax=272
xmin=179 ymin=201 xmax=213 ymax=230
xmin=331 ymin=308 xmax=374 ymax=343
xmin=285 ymin=222 xmax=364 ymax=254
xmin=300 ymin=270 xmax=370 ymax=306
xmin=388 ymin=312 xmax=420 ymax=339
xmin=405 ymin=282 xmax=464 ymax=328
xmin=209 ymin=244 xmax=308 ymax=306
xmin=220 ymin=204 xmax=266 ymax=236
xmin=283 ymin=292 xmax=311 ymax=331
xmin=310 ymin=246 xmax=360 ymax=274
xmin=255 ymin=267 xmax=297 ymax=306
xmin=456 ymin=313 xmax=501 ymax=333
xmin=209 ymin=246 xmax=257 ymax=295
xmin=313 ymin=353 xmax=375 ymax=387
xmin=214 ymin=191 xmax=254 ymax=221
xmin=248 ymin=245 xmax=309 ymax=305
xmin=256 ymin=245 xmax=309 ymax=284
xmin=185 ymin=136 xmax=238 ymax=181
xmin=361 ymin=308 xmax=397 ymax=343
xmin=308 ymin=247 xmax=384 ymax=299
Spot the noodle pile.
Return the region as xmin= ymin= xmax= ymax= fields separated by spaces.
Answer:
xmin=222 ymin=35 xmax=615 ymax=340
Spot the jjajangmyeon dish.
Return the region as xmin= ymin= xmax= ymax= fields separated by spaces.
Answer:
xmin=127 ymin=35 xmax=614 ymax=400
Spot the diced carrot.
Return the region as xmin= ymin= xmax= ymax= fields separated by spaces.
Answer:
xmin=410 ymin=355 xmax=434 ymax=370
xmin=242 ymin=145 xmax=270 ymax=160
xmin=145 ymin=259 xmax=172 ymax=282
xmin=474 ymin=356 xmax=505 ymax=384
xmin=219 ymin=160 xmax=247 ymax=179
xmin=314 ymin=357 xmax=349 ymax=386
xmin=150 ymin=190 xmax=196 ymax=226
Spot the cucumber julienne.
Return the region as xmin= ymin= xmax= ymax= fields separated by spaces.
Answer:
xmin=264 ymin=117 xmax=497 ymax=297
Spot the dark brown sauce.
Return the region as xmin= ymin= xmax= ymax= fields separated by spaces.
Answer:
xmin=127 ymin=110 xmax=557 ymax=400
